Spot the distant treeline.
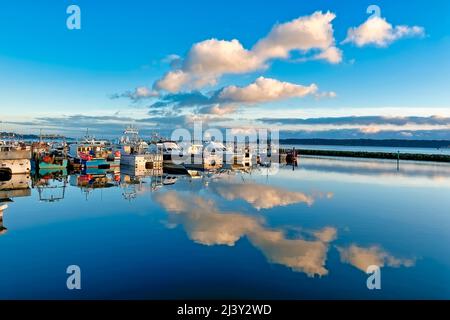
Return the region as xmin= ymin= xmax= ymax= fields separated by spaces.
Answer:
xmin=0 ymin=132 xmax=71 ymax=140
xmin=280 ymin=139 xmax=450 ymax=149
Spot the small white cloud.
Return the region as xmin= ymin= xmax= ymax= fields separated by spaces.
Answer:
xmin=218 ymin=77 xmax=318 ymax=104
xmin=112 ymin=86 xmax=159 ymax=102
xmin=343 ymin=16 xmax=425 ymax=47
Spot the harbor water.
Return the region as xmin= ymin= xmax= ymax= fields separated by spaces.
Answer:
xmin=0 ymin=157 xmax=449 ymax=299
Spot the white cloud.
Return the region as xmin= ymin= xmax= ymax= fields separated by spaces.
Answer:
xmin=218 ymin=77 xmax=319 ymax=104
xmin=154 ymin=70 xmax=190 ymax=92
xmin=342 ymin=16 xmax=425 ymax=47
xmin=155 ymin=11 xmax=341 ymax=93
xmin=253 ymin=11 xmax=339 ymax=61
xmin=312 ymin=46 xmax=343 ymax=64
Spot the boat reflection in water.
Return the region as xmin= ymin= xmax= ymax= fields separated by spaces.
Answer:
xmin=0 ymin=156 xmax=448 ymax=299
xmin=0 ymin=173 xmax=31 ymax=236
xmin=0 ymin=202 xmax=7 ymax=235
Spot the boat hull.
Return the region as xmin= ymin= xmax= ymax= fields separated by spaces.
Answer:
xmin=82 ymin=158 xmax=120 ymax=169
xmin=38 ymin=159 xmax=68 ymax=170
xmin=121 ymin=154 xmax=163 ymax=170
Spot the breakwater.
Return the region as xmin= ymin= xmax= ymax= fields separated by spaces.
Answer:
xmin=280 ymin=148 xmax=450 ymax=163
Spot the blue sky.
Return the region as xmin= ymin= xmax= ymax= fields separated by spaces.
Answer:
xmin=0 ymin=0 xmax=449 ymax=138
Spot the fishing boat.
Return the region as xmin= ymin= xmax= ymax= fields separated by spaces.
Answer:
xmin=116 ymin=126 xmax=163 ymax=171
xmin=0 ymin=141 xmax=31 ymax=176
xmin=33 ymin=147 xmax=68 ymax=171
xmin=68 ymin=135 xmax=120 ymax=170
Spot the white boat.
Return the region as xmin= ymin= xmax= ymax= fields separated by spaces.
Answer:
xmin=182 ymin=141 xmax=224 ymax=171
xmin=117 ymin=127 xmax=163 ymax=170
xmin=220 ymin=142 xmax=253 ymax=168
xmin=150 ymin=141 xmax=188 ymax=173
xmin=0 ymin=141 xmax=31 ymax=175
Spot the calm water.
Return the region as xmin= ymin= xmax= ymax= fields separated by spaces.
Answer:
xmin=283 ymin=144 xmax=450 ymax=155
xmin=0 ymin=157 xmax=449 ymax=299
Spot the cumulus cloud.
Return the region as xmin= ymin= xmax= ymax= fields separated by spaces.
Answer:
xmin=337 ymin=244 xmax=416 ymax=272
xmin=342 ymin=16 xmax=425 ymax=47
xmin=155 ymin=11 xmax=341 ymax=93
xmin=311 ymin=46 xmax=343 ymax=64
xmin=151 ymin=77 xmax=326 ymax=116
xmin=218 ymin=77 xmax=319 ymax=103
xmin=154 ymin=190 xmax=337 ymax=276
xmin=252 ymin=11 xmax=340 ymax=61
xmin=154 ymin=70 xmax=190 ymax=93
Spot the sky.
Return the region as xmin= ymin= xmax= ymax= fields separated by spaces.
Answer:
xmin=0 ymin=0 xmax=449 ymax=139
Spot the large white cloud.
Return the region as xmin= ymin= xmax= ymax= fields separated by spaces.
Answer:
xmin=253 ymin=11 xmax=340 ymax=61
xmin=342 ymin=16 xmax=425 ymax=47
xmin=155 ymin=11 xmax=341 ymax=93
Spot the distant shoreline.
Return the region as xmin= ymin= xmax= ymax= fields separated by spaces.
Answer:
xmin=280 ymin=138 xmax=450 ymax=149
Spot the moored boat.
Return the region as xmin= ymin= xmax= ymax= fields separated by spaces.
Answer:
xmin=68 ymin=135 xmax=120 ymax=170
xmin=150 ymin=141 xmax=188 ymax=174
xmin=116 ymin=127 xmax=163 ymax=170
xmin=182 ymin=141 xmax=224 ymax=171
xmin=0 ymin=141 xmax=31 ymax=175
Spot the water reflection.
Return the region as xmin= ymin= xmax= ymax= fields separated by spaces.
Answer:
xmin=32 ymin=171 xmax=68 ymax=202
xmin=0 ymin=202 xmax=7 ymax=235
xmin=155 ymin=190 xmax=336 ymax=277
xmin=0 ymin=157 xmax=448 ymax=298
xmin=296 ymin=156 xmax=450 ymax=187
xmin=212 ymin=182 xmax=333 ymax=210
xmin=337 ymin=245 xmax=416 ymax=272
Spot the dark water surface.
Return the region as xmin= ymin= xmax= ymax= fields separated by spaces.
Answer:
xmin=0 ymin=156 xmax=449 ymax=299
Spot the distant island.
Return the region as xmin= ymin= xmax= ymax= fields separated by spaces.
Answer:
xmin=279 ymin=139 xmax=450 ymax=149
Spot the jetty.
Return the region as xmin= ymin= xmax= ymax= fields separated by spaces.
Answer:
xmin=279 ymin=148 xmax=450 ymax=163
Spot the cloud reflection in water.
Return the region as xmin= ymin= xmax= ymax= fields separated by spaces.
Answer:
xmin=155 ymin=190 xmax=336 ymax=277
